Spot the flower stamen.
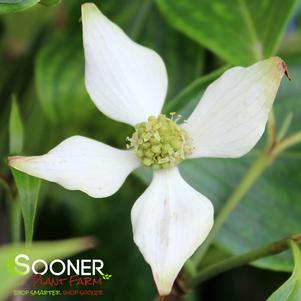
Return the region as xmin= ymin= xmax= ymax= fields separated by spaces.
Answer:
xmin=127 ymin=114 xmax=192 ymax=170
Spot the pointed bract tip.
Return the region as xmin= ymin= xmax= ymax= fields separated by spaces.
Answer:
xmin=81 ymin=2 xmax=105 ymax=27
xmin=81 ymin=2 xmax=96 ymax=9
xmin=7 ymin=156 xmax=34 ymax=172
xmin=275 ymin=57 xmax=291 ymax=80
xmin=283 ymin=63 xmax=292 ymax=81
xmin=153 ymin=273 xmax=173 ymax=297
xmin=81 ymin=2 xmax=99 ymax=16
xmin=7 ymin=156 xmax=22 ymax=167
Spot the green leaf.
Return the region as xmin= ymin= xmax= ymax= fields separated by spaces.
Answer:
xmin=267 ymin=241 xmax=301 ymax=300
xmin=39 ymin=0 xmax=61 ymax=7
xmin=35 ymin=34 xmax=96 ymax=124
xmin=155 ymin=0 xmax=299 ymax=65
xmin=0 ymin=0 xmax=39 ymax=14
xmin=11 ymin=169 xmax=41 ymax=243
xmin=0 ymin=237 xmax=94 ymax=300
xmin=9 ymin=96 xmax=24 ymax=155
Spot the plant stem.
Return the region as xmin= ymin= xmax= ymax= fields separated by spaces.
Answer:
xmin=0 ymin=173 xmax=21 ymax=242
xmin=191 ymin=153 xmax=274 ymax=267
xmin=277 ymin=112 xmax=293 ymax=141
xmin=266 ymin=111 xmax=276 ymax=149
xmin=273 ymin=131 xmax=301 ymax=157
xmin=0 ymin=174 xmax=11 ymax=195
xmin=188 ymin=234 xmax=301 ymax=287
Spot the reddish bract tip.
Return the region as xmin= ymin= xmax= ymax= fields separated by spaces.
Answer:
xmin=7 ymin=156 xmax=21 ymax=167
xmin=279 ymin=59 xmax=291 ymax=80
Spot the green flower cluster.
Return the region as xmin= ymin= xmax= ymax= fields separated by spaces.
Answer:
xmin=127 ymin=114 xmax=192 ymax=170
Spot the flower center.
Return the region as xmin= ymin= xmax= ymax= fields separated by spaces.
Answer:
xmin=127 ymin=114 xmax=192 ymax=170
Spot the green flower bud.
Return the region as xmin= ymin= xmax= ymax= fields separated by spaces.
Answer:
xmin=142 ymin=157 xmax=153 ymax=166
xmin=151 ymin=145 xmax=161 ymax=154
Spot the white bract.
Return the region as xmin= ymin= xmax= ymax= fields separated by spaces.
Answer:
xmin=8 ymin=3 xmax=287 ymax=296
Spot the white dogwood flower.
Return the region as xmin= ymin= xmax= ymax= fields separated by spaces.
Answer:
xmin=8 ymin=3 xmax=287 ymax=296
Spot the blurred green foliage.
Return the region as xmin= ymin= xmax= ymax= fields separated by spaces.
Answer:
xmin=0 ymin=0 xmax=301 ymax=300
